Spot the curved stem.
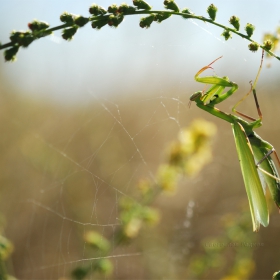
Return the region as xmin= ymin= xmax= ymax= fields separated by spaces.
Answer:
xmin=0 ymin=10 xmax=279 ymax=61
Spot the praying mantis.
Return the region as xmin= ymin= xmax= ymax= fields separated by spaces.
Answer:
xmin=190 ymin=51 xmax=280 ymax=231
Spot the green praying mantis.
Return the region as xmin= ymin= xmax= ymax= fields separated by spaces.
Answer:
xmin=190 ymin=51 xmax=280 ymax=231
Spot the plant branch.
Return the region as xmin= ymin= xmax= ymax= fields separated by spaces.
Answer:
xmin=0 ymin=2 xmax=279 ymax=61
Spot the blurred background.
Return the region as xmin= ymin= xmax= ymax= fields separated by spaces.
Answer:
xmin=1 ymin=0 xmax=280 ymax=279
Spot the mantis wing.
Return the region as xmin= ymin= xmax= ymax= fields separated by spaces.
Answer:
xmin=232 ymin=121 xmax=269 ymax=231
xmin=249 ymin=133 xmax=280 ymax=208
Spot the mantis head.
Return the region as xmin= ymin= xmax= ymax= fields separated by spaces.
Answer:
xmin=190 ymin=91 xmax=203 ymax=102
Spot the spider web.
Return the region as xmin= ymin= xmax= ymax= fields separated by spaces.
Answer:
xmin=1 ymin=1 xmax=280 ymax=279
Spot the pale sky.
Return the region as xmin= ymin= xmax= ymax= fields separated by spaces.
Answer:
xmin=1 ymin=0 xmax=280 ymax=103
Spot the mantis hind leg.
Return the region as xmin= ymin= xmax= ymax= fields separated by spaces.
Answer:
xmin=233 ymin=50 xmax=265 ymax=123
xmin=251 ymin=140 xmax=280 ymax=208
xmin=257 ymin=149 xmax=280 ymax=182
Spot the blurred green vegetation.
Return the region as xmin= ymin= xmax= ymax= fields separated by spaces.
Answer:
xmin=1 ymin=61 xmax=280 ymax=279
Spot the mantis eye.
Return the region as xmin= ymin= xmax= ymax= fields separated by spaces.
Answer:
xmin=190 ymin=91 xmax=203 ymax=101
